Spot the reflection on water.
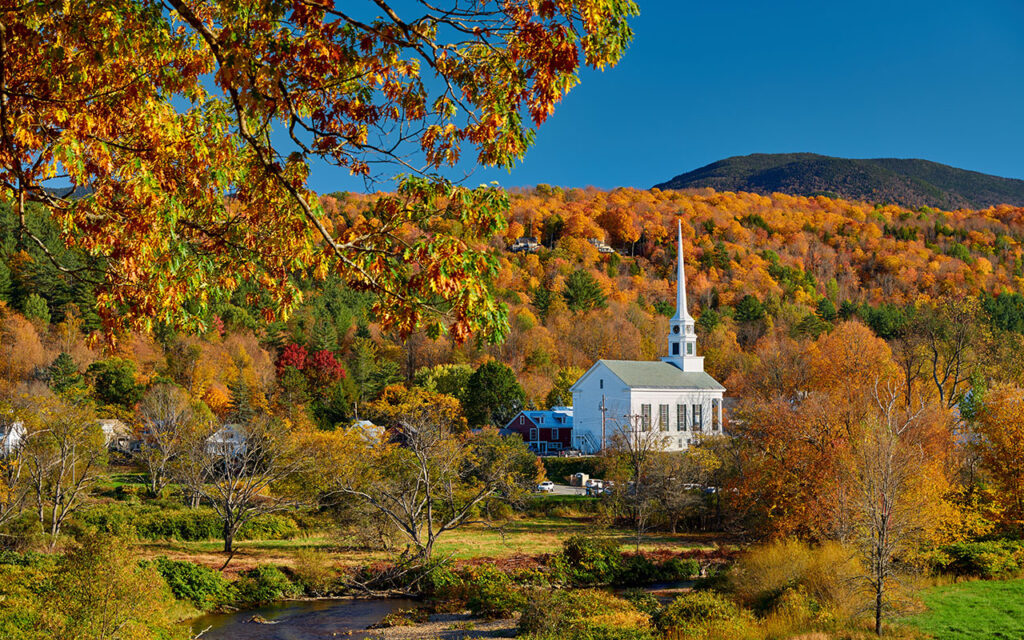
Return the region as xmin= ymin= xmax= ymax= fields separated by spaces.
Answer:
xmin=193 ymin=597 xmax=419 ymax=640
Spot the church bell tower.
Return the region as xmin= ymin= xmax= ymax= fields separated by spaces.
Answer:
xmin=662 ymin=221 xmax=704 ymax=373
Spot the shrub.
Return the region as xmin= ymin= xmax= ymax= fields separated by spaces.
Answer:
xmin=136 ymin=508 xmax=221 ymax=541
xmin=659 ymin=557 xmax=699 ymax=582
xmin=618 ymin=554 xmax=659 ymax=585
xmin=620 ymin=589 xmax=661 ymax=617
xmin=419 ymin=562 xmax=465 ymax=598
xmin=728 ymin=539 xmax=861 ymax=616
xmin=81 ymin=504 xmax=301 ymax=542
xmin=520 ymin=589 xmax=654 ymax=640
xmin=526 ymin=495 xmax=601 ymax=518
xmin=541 ymin=457 xmax=605 ymax=484
xmin=561 ymin=534 xmax=623 ymax=585
xmin=464 ymin=564 xmax=525 ymax=619
xmin=374 ymin=607 xmax=430 ymax=627
xmin=238 ymin=514 xmax=301 ymax=540
xmin=233 ymin=565 xmax=301 ymax=605
xmin=937 ymin=540 xmax=1024 ymax=578
xmin=153 ymin=557 xmax=233 ymax=610
xmin=656 ymin=591 xmax=752 ymax=639
xmin=291 ymin=550 xmax=341 ymax=597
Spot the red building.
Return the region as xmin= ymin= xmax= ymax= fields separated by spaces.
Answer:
xmin=504 ymin=407 xmax=573 ymax=455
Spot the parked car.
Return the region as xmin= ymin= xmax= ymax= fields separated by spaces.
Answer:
xmin=537 ymin=481 xmax=555 ymax=493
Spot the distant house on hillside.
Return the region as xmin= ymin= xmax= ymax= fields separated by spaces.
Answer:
xmin=205 ymin=424 xmax=247 ymax=457
xmin=0 ymin=420 xmax=25 ymax=456
xmin=350 ymin=419 xmax=385 ymax=442
xmin=504 ymin=407 xmax=573 ymax=455
xmin=100 ymin=418 xmax=138 ymax=453
xmin=588 ymin=238 xmax=615 ymax=254
xmin=509 ymin=236 xmax=541 ymax=253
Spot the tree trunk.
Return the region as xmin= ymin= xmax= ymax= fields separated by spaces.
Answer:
xmin=224 ymin=521 xmax=233 ymax=553
xmin=875 ymin=581 xmax=883 ymax=635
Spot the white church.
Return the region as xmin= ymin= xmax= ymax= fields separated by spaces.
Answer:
xmin=570 ymin=221 xmax=726 ymax=453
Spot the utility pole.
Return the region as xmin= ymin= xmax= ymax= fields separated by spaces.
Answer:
xmin=600 ymin=394 xmax=607 ymax=452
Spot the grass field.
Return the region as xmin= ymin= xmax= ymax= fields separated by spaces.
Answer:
xmin=903 ymin=577 xmax=1024 ymax=639
xmin=138 ymin=514 xmax=721 ymax=577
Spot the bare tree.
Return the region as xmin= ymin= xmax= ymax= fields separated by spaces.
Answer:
xmin=606 ymin=413 xmax=670 ymax=551
xmin=316 ymin=391 xmax=539 ymax=564
xmin=918 ymin=299 xmax=976 ymax=410
xmin=173 ymin=415 xmax=310 ymax=554
xmin=136 ymin=383 xmax=196 ymax=495
xmin=853 ymin=381 xmax=936 ymax=635
xmin=652 ymin=443 xmax=723 ymax=533
xmin=20 ymin=396 xmax=106 ymax=548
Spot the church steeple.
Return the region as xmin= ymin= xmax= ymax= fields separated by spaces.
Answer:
xmin=662 ymin=220 xmax=704 ymax=373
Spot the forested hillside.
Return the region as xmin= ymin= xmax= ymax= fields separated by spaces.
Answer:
xmin=5 ymin=186 xmax=1024 ymax=418
xmin=654 ymin=153 xmax=1024 ymax=209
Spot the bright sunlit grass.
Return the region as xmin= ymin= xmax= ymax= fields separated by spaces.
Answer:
xmin=902 ymin=577 xmax=1024 ymax=639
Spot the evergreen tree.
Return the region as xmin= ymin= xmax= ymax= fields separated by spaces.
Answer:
xmin=311 ymin=318 xmax=339 ymax=353
xmin=531 ymin=286 xmax=555 ymax=317
xmin=47 ymin=352 xmax=84 ymax=396
xmin=87 ymin=358 xmax=142 ymax=408
xmin=463 ymin=361 xmax=526 ymax=427
xmin=838 ymin=300 xmax=859 ymax=320
xmin=734 ymin=294 xmax=766 ymax=323
xmin=23 ymin=292 xmax=51 ymax=325
xmin=227 ymin=375 xmax=257 ymax=424
xmin=696 ymin=308 xmax=721 ymax=333
xmin=0 ymin=261 xmax=11 ymax=303
xmin=563 ymin=269 xmax=607 ymax=312
xmin=816 ymin=297 xmax=838 ymax=322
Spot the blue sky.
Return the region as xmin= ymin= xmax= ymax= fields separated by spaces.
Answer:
xmin=307 ymin=0 xmax=1024 ymax=194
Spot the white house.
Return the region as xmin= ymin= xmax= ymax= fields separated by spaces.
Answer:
xmin=570 ymin=221 xmax=726 ymax=453
xmin=0 ymin=420 xmax=26 ymax=456
xmin=205 ymin=424 xmax=247 ymax=457
xmin=99 ymin=418 xmax=138 ymax=453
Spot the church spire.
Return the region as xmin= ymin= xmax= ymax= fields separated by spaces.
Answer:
xmin=674 ymin=220 xmax=692 ymax=324
xmin=662 ymin=220 xmax=704 ymax=373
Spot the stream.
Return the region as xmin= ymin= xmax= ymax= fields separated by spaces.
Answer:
xmin=192 ymin=597 xmax=419 ymax=640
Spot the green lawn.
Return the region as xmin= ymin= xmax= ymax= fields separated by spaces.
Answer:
xmin=904 ymin=577 xmax=1024 ymax=639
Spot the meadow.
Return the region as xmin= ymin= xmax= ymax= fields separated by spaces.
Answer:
xmin=903 ymin=578 xmax=1024 ymax=640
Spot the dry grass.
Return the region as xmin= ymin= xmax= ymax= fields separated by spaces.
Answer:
xmin=134 ymin=515 xmax=722 ymax=577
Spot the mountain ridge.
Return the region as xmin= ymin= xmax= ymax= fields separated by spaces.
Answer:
xmin=653 ymin=153 xmax=1024 ymax=209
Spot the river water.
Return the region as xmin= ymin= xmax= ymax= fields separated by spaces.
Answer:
xmin=193 ymin=597 xmax=420 ymax=640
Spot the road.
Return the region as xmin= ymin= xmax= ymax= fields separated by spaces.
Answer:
xmin=547 ymin=483 xmax=587 ymax=496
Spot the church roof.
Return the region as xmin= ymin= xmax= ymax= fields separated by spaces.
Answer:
xmin=599 ymin=360 xmax=725 ymax=391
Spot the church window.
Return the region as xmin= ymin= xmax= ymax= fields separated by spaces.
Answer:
xmin=599 ymin=379 xmax=603 ymax=389
xmin=677 ymin=404 xmax=686 ymax=430
xmin=672 ymin=343 xmax=680 ymax=355
xmin=659 ymin=404 xmax=669 ymax=431
xmin=686 ymin=342 xmax=693 ymax=355
xmin=640 ymin=404 xmax=651 ymax=431
xmin=692 ymin=404 xmax=703 ymax=431
xmin=672 ymin=325 xmax=680 ymax=334
xmin=678 ymin=438 xmax=684 ymax=448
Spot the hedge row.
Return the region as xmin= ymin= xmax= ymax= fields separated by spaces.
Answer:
xmin=78 ymin=503 xmax=300 ymax=542
xmin=541 ymin=457 xmax=605 ymax=484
